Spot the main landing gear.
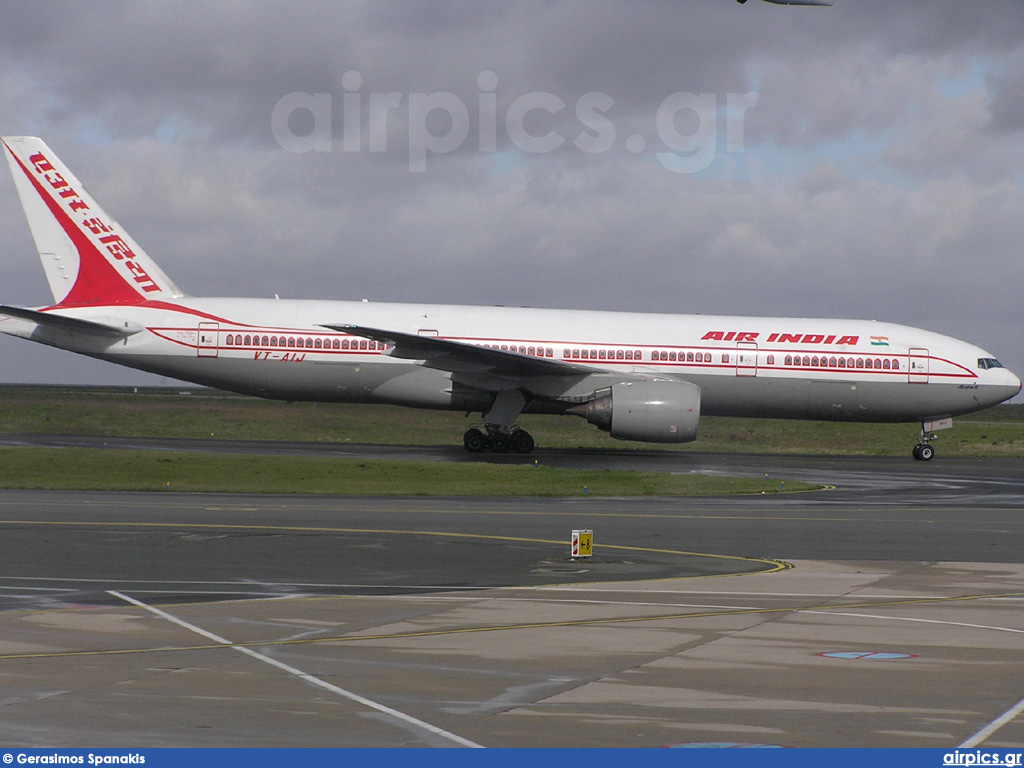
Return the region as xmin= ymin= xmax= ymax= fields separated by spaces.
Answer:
xmin=463 ymin=425 xmax=536 ymax=454
xmin=465 ymin=389 xmax=535 ymax=453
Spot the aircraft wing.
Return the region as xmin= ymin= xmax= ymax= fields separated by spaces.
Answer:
xmin=0 ymin=305 xmax=140 ymax=338
xmin=322 ymin=323 xmax=594 ymax=377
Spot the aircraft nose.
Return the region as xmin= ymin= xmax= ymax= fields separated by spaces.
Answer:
xmin=993 ymin=367 xmax=1022 ymax=404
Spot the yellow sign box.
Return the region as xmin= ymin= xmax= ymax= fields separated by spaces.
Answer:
xmin=572 ymin=529 xmax=593 ymax=559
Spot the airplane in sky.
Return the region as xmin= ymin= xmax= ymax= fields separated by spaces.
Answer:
xmin=1 ymin=136 xmax=1019 ymax=460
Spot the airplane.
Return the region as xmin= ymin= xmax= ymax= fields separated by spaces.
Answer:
xmin=1 ymin=136 xmax=1019 ymax=460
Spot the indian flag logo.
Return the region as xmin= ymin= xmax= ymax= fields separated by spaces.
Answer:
xmin=870 ymin=336 xmax=890 ymax=346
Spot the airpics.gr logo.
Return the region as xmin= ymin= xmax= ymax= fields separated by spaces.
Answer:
xmin=943 ymin=751 xmax=1023 ymax=767
xmin=271 ymin=71 xmax=760 ymax=173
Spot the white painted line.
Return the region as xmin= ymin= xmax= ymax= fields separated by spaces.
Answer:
xmin=1 ymin=575 xmax=494 ymax=590
xmin=804 ymin=609 xmax=1024 ymax=747
xmin=107 ymin=590 xmax=484 ymax=749
xmin=960 ymin=694 xmax=1024 ymax=748
xmin=812 ymin=610 xmax=1024 ymax=636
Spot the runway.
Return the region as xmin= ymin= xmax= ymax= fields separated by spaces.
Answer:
xmin=0 ymin=446 xmax=1022 ymax=748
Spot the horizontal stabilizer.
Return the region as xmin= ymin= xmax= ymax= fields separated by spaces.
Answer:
xmin=0 ymin=305 xmax=140 ymax=338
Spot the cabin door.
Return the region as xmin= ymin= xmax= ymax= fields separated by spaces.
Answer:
xmin=735 ymin=342 xmax=758 ymax=377
xmin=908 ymin=348 xmax=929 ymax=383
xmin=197 ymin=322 xmax=220 ymax=358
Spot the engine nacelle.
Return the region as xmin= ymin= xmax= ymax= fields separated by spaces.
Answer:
xmin=573 ymin=379 xmax=700 ymax=444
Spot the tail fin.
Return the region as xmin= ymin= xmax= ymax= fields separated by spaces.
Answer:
xmin=2 ymin=136 xmax=184 ymax=306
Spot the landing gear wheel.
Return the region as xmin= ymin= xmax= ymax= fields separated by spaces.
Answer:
xmin=915 ymin=443 xmax=934 ymax=461
xmin=511 ymin=429 xmax=535 ymax=454
xmin=489 ymin=432 xmax=511 ymax=453
xmin=463 ymin=428 xmax=487 ymax=453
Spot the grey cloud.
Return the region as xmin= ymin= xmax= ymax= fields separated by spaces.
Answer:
xmin=1 ymin=0 xmax=1023 ymax=389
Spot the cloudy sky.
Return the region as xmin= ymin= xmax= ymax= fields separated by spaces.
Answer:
xmin=1 ymin=0 xmax=1023 ymax=399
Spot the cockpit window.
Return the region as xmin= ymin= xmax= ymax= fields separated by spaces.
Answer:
xmin=977 ymin=358 xmax=1005 ymax=370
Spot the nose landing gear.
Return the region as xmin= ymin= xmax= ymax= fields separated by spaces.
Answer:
xmin=912 ymin=442 xmax=934 ymax=461
xmin=912 ymin=419 xmax=942 ymax=461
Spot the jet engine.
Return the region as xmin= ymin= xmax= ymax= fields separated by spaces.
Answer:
xmin=570 ymin=379 xmax=700 ymax=443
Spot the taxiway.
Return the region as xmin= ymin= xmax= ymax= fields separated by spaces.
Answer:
xmin=0 ymin=447 xmax=1022 ymax=748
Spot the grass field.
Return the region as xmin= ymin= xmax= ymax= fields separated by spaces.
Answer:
xmin=0 ymin=385 xmax=1019 ymax=495
xmin=1 ymin=385 xmax=1021 ymax=457
xmin=0 ymin=446 xmax=809 ymax=496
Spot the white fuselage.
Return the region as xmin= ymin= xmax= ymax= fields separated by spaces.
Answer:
xmin=9 ymin=296 xmax=1019 ymax=424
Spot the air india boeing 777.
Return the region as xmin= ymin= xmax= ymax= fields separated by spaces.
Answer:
xmin=1 ymin=137 xmax=1019 ymax=459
